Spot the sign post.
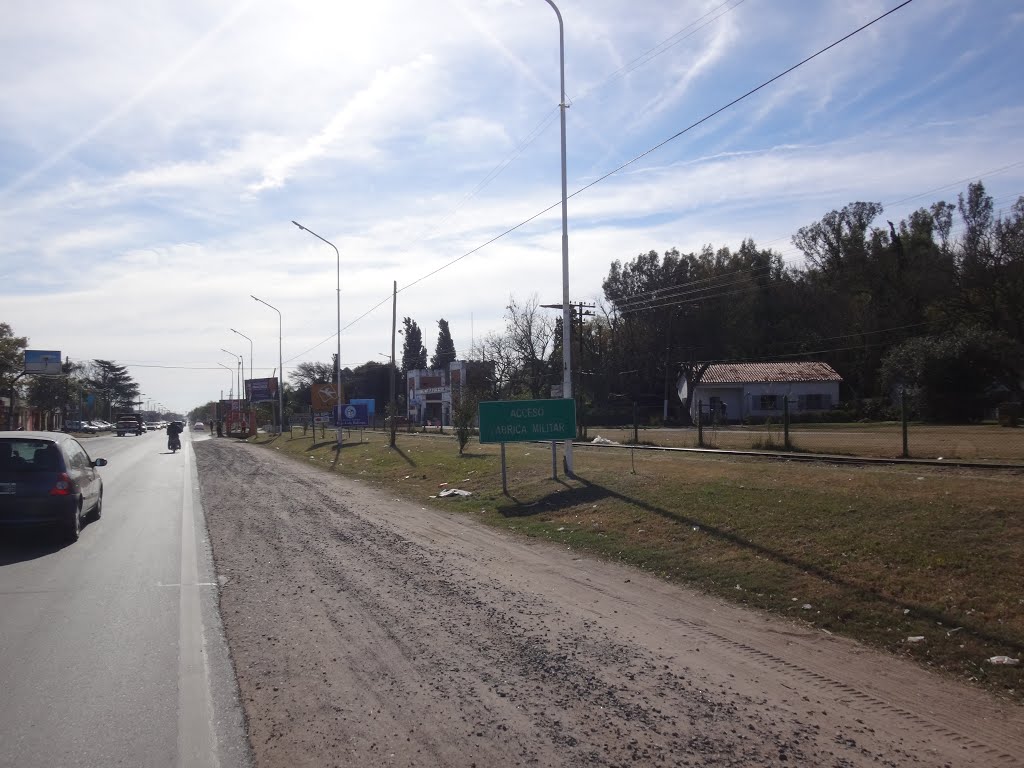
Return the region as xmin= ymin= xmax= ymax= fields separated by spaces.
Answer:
xmin=478 ymin=399 xmax=576 ymax=492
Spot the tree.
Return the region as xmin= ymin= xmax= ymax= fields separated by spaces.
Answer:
xmin=792 ymin=202 xmax=883 ymax=280
xmin=0 ymin=322 xmax=28 ymax=392
xmin=401 ymin=317 xmax=428 ymax=373
xmin=601 ymin=242 xmax=791 ymax=424
xmin=86 ymin=360 xmax=139 ymax=418
xmin=28 ymin=358 xmax=79 ymax=416
xmin=346 ymin=360 xmax=391 ymax=406
xmin=469 ymin=331 xmax=516 ymax=399
xmin=432 ymin=319 xmax=457 ymax=371
xmin=450 ymin=386 xmax=479 ymax=454
xmin=503 ymin=294 xmax=555 ymax=399
xmin=879 ymin=325 xmax=1022 ymax=422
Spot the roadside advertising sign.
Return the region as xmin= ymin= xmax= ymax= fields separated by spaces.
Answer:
xmin=311 ymin=381 xmax=343 ymax=411
xmin=24 ymin=350 xmax=62 ymax=375
xmin=337 ymin=402 xmax=369 ymax=427
xmin=478 ymin=399 xmax=576 ymax=444
xmin=245 ymin=377 xmax=279 ymax=403
xmin=350 ymin=398 xmax=375 ymax=422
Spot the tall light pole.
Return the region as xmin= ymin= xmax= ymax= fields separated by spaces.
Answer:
xmin=216 ymin=363 xmax=233 ymax=398
xmin=217 ymin=362 xmax=233 ymax=426
xmin=292 ymin=220 xmax=342 ymax=442
xmin=230 ymin=328 xmax=254 ymax=419
xmin=543 ymin=0 xmax=574 ymax=474
xmin=221 ymin=348 xmax=243 ymax=422
xmin=251 ymin=295 xmax=284 ymax=434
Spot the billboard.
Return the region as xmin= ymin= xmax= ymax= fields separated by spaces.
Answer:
xmin=311 ymin=381 xmax=344 ymax=412
xmin=350 ymin=398 xmax=376 ymax=423
xmin=245 ymin=377 xmax=279 ymax=403
xmin=219 ymin=398 xmax=244 ymax=413
xmin=338 ymin=402 xmax=369 ymax=427
xmin=25 ymin=350 xmax=62 ymax=375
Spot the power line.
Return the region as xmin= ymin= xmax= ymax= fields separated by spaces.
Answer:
xmin=290 ymin=1 xmax=917 ymax=363
xmin=402 ymin=1 xmax=914 ymax=291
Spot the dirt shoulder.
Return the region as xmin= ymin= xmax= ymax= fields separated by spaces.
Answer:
xmin=194 ymin=439 xmax=1024 ymax=767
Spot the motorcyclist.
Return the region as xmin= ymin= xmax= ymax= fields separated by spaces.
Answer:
xmin=167 ymin=420 xmax=183 ymax=451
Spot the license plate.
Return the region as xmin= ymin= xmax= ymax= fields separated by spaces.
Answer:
xmin=0 ymin=483 xmax=15 ymax=495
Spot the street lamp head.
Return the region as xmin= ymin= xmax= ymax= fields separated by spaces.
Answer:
xmin=291 ymin=220 xmax=304 ymax=231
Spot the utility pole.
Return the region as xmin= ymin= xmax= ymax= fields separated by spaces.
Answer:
xmin=389 ymin=280 xmax=397 ymax=447
xmin=542 ymin=300 xmax=594 ymax=439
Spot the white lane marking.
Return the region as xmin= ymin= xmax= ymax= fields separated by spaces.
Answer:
xmin=177 ymin=439 xmax=220 ymax=768
xmin=158 ymin=583 xmax=217 ymax=588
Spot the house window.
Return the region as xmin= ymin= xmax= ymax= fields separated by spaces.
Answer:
xmin=758 ymin=395 xmax=780 ymax=410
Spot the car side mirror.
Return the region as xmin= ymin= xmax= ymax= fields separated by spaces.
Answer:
xmin=93 ymin=458 xmax=108 ymax=467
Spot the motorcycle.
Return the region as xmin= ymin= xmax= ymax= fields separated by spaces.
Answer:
xmin=168 ymin=434 xmax=181 ymax=453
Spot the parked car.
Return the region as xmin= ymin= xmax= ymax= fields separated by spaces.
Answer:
xmin=63 ymin=420 xmax=84 ymax=432
xmin=81 ymin=421 xmax=99 ymax=434
xmin=193 ymin=421 xmax=205 ymax=431
xmin=0 ymin=431 xmax=108 ymax=543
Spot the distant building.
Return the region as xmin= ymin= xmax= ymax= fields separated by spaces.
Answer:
xmin=406 ymin=360 xmax=494 ymax=426
xmin=682 ymin=361 xmax=842 ymax=423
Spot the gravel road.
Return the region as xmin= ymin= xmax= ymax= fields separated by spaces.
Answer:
xmin=194 ymin=440 xmax=1024 ymax=768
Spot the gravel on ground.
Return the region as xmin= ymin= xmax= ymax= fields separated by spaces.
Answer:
xmin=195 ymin=439 xmax=1024 ymax=768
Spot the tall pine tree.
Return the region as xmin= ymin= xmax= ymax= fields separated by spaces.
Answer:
xmin=401 ymin=317 xmax=428 ymax=373
xmin=431 ymin=319 xmax=457 ymax=371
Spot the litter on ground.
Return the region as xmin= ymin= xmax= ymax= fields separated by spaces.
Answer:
xmin=438 ymin=488 xmax=472 ymax=497
xmin=987 ymin=655 xmax=1020 ymax=665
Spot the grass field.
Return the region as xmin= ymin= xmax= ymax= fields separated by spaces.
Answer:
xmin=247 ymin=426 xmax=1024 ymax=701
xmin=592 ymin=421 xmax=1024 ymax=462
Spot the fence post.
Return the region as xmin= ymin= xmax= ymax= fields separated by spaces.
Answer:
xmin=633 ymin=401 xmax=639 ymax=444
xmin=901 ymin=387 xmax=909 ymax=458
xmin=784 ymin=396 xmax=791 ymax=450
xmin=697 ymin=400 xmax=704 ymax=447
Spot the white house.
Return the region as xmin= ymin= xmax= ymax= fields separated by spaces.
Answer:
xmin=681 ymin=361 xmax=842 ymax=423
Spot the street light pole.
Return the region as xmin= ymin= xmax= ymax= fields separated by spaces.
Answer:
xmin=542 ymin=0 xmax=574 ymax=474
xmin=230 ymin=328 xmax=254 ymax=427
xmin=217 ymin=363 xmax=233 ymax=423
xmin=292 ymin=220 xmax=342 ymax=443
xmin=221 ymin=348 xmax=243 ymax=429
xmin=251 ymin=295 xmax=284 ymax=434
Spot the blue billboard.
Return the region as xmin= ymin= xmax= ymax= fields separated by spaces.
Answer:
xmin=337 ymin=402 xmax=369 ymax=427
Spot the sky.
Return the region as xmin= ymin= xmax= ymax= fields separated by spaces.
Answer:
xmin=2 ymin=0 xmax=1023 ymax=415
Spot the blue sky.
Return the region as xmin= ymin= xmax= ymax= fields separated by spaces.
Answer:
xmin=2 ymin=0 xmax=1023 ymax=414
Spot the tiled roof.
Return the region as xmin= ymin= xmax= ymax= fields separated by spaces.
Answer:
xmin=700 ymin=361 xmax=842 ymax=384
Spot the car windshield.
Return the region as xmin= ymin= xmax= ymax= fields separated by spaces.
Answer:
xmin=0 ymin=439 xmax=60 ymax=472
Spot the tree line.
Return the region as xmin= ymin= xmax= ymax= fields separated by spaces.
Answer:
xmin=275 ymin=179 xmax=1024 ymax=426
xmin=8 ymin=181 xmax=1020 ymax=428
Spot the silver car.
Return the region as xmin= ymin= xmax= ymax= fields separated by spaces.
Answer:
xmin=0 ymin=431 xmax=108 ymax=543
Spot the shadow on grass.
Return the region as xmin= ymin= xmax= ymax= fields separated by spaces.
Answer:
xmin=496 ymin=475 xmax=1023 ymax=654
xmin=388 ymin=445 xmax=417 ymax=467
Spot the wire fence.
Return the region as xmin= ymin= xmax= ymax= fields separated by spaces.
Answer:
xmin=581 ymin=403 xmax=1024 ymax=465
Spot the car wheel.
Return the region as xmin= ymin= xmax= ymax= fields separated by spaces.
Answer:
xmin=64 ymin=501 xmax=82 ymax=543
xmin=88 ymin=490 xmax=103 ymax=522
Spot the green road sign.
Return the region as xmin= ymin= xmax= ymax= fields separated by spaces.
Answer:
xmin=478 ymin=399 xmax=576 ymax=444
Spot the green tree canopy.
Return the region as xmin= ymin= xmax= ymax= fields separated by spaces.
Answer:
xmin=401 ymin=317 xmax=427 ymax=373
xmin=431 ymin=319 xmax=457 ymax=371
xmin=0 ymin=322 xmax=28 ymax=393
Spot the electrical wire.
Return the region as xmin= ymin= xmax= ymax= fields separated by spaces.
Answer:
xmin=292 ymin=0 xmax=918 ymax=363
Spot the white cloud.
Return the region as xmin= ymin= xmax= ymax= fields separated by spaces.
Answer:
xmin=2 ymin=0 xmax=1022 ymax=410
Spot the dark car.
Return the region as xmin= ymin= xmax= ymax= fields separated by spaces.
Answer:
xmin=0 ymin=431 xmax=108 ymax=543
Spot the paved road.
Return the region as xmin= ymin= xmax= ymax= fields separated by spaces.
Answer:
xmin=0 ymin=428 xmax=249 ymax=768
